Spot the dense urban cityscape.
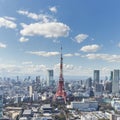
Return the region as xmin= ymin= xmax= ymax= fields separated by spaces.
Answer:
xmin=1 ymin=0 xmax=120 ymax=120
xmin=0 ymin=46 xmax=120 ymax=120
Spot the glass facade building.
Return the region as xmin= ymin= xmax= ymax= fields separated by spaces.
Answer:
xmin=0 ymin=94 xmax=3 ymax=118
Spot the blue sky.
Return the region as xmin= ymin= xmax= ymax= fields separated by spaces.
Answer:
xmin=0 ymin=0 xmax=120 ymax=78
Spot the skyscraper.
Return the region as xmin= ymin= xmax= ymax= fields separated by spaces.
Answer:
xmin=46 ymin=69 xmax=54 ymax=86
xmin=94 ymin=70 xmax=100 ymax=84
xmin=105 ymin=81 xmax=112 ymax=93
xmin=36 ymin=76 xmax=40 ymax=84
xmin=0 ymin=94 xmax=3 ymax=118
xmin=29 ymin=86 xmax=33 ymax=98
xmin=112 ymin=69 xmax=120 ymax=94
xmin=110 ymin=71 xmax=113 ymax=81
xmin=86 ymin=77 xmax=92 ymax=89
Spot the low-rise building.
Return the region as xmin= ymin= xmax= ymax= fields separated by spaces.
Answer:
xmin=110 ymin=114 xmax=120 ymax=120
xmin=41 ymin=104 xmax=52 ymax=113
xmin=111 ymin=98 xmax=120 ymax=111
xmin=23 ymin=109 xmax=33 ymax=118
xmin=19 ymin=117 xmax=28 ymax=120
xmin=70 ymin=99 xmax=98 ymax=111
xmin=81 ymin=111 xmax=109 ymax=120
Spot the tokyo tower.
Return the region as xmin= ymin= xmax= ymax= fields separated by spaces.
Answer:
xmin=54 ymin=46 xmax=66 ymax=103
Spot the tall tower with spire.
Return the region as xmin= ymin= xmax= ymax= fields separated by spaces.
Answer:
xmin=54 ymin=46 xmax=66 ymax=102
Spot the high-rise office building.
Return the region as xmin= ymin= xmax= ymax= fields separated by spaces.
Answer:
xmin=16 ymin=76 xmax=19 ymax=81
xmin=94 ymin=70 xmax=100 ymax=84
xmin=105 ymin=81 xmax=112 ymax=93
xmin=32 ymin=91 xmax=38 ymax=101
xmin=46 ymin=69 xmax=54 ymax=86
xmin=86 ymin=77 xmax=92 ymax=89
xmin=94 ymin=83 xmax=104 ymax=97
xmin=28 ymin=86 xmax=33 ymax=98
xmin=95 ymin=84 xmax=104 ymax=93
xmin=0 ymin=94 xmax=3 ymax=118
xmin=112 ymin=69 xmax=120 ymax=94
xmin=36 ymin=76 xmax=40 ymax=84
xmin=110 ymin=71 xmax=113 ymax=81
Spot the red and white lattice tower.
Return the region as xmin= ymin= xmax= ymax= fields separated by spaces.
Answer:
xmin=54 ymin=46 xmax=66 ymax=102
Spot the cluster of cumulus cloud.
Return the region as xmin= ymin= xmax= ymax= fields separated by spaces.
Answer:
xmin=0 ymin=6 xmax=120 ymax=76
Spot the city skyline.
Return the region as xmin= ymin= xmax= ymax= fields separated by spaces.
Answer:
xmin=0 ymin=0 xmax=120 ymax=77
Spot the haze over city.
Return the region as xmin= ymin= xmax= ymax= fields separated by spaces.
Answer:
xmin=0 ymin=0 xmax=120 ymax=78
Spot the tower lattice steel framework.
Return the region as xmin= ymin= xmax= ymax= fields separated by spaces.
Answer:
xmin=54 ymin=46 xmax=66 ymax=102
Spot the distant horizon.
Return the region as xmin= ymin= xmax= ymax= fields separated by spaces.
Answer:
xmin=0 ymin=74 xmax=110 ymax=81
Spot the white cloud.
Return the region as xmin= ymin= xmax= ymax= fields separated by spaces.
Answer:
xmin=86 ymin=53 xmax=120 ymax=62
xmin=20 ymin=23 xmax=27 ymax=28
xmin=0 ymin=64 xmax=21 ymax=74
xmin=86 ymin=53 xmax=107 ymax=59
xmin=54 ymin=63 xmax=93 ymax=76
xmin=20 ymin=22 xmax=70 ymax=38
xmin=17 ymin=10 xmax=56 ymax=22
xmin=81 ymin=44 xmax=101 ymax=52
xmin=54 ymin=63 xmax=74 ymax=72
xmin=0 ymin=63 xmax=47 ymax=75
xmin=101 ymin=67 xmax=110 ymax=74
xmin=17 ymin=10 xmax=28 ymax=15
xmin=19 ymin=37 xmax=29 ymax=42
xmin=4 ymin=16 xmax=16 ymax=21
xmin=0 ymin=17 xmax=17 ymax=29
xmin=49 ymin=6 xmax=57 ymax=13
xmin=0 ymin=42 xmax=7 ymax=48
xmin=17 ymin=10 xmax=38 ymax=20
xmin=75 ymin=34 xmax=88 ymax=43
xmin=0 ymin=63 xmax=112 ymax=77
xmin=22 ymin=64 xmax=47 ymax=74
xmin=22 ymin=61 xmax=32 ymax=65
xmin=74 ymin=53 xmax=81 ymax=56
xmin=64 ymin=54 xmax=73 ymax=57
xmin=64 ymin=64 xmax=74 ymax=70
xmin=63 ymin=53 xmax=81 ymax=57
xmin=27 ymin=51 xmax=60 ymax=57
